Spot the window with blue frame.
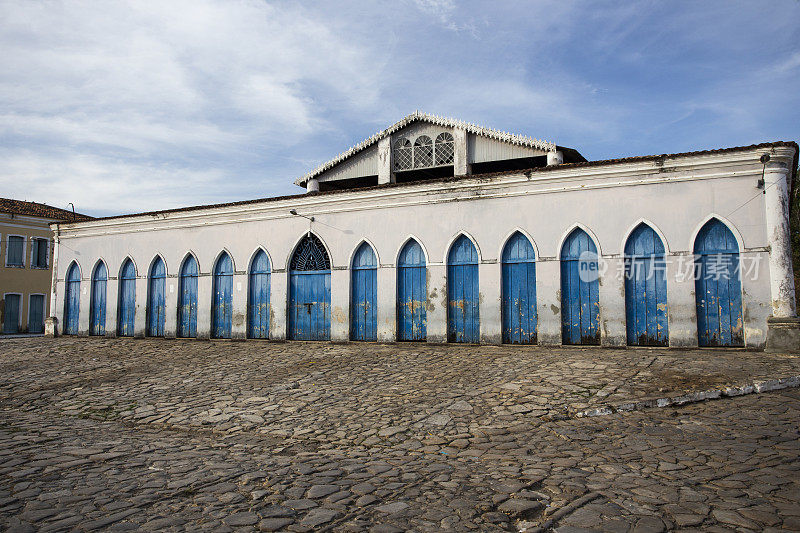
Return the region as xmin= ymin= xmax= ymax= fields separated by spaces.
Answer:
xmin=6 ymin=236 xmax=24 ymax=267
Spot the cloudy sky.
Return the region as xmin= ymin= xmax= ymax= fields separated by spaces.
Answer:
xmin=2 ymin=0 xmax=799 ymax=217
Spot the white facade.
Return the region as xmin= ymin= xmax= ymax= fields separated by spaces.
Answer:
xmin=50 ymin=140 xmax=798 ymax=349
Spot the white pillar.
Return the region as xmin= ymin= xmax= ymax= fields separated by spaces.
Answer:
xmin=378 ymin=136 xmax=394 ymax=185
xmin=547 ymin=151 xmax=564 ymax=166
xmin=106 ymin=278 xmax=119 ymax=337
xmin=426 ymin=264 xmax=447 ymax=343
xmin=306 ymin=178 xmax=319 ymax=193
xmin=78 ymin=273 xmax=91 ymax=336
xmin=376 ymin=265 xmax=396 ymax=342
xmin=479 ymin=262 xmax=502 ymax=344
xmin=536 ymin=259 xmax=561 ymax=345
xmin=164 ymin=275 xmax=178 ymax=338
xmin=664 ymin=252 xmax=698 ymax=347
xmin=453 ymin=127 xmax=470 ymax=176
xmin=598 ymin=256 xmax=626 ymax=346
xmin=271 ymin=270 xmax=288 ymax=340
xmin=764 ymin=160 xmax=797 ymax=318
xmin=331 ymin=268 xmax=350 ymax=341
xmin=46 ymin=231 xmax=61 ymax=336
xmin=196 ymin=273 xmax=212 ymax=340
xmin=231 ymin=272 xmax=248 ymax=339
xmin=134 ymin=274 xmax=148 ymax=338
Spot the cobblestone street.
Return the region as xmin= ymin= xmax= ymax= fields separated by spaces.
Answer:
xmin=1 ymin=338 xmax=799 ymax=532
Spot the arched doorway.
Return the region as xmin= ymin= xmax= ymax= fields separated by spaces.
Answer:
xmin=624 ymin=224 xmax=668 ymax=346
xmin=397 ymin=239 xmax=426 ymax=341
xmin=212 ymin=252 xmax=233 ymax=339
xmin=351 ymin=242 xmax=377 ymax=341
xmin=560 ymin=228 xmax=600 ymax=345
xmin=694 ymin=219 xmax=743 ymax=346
xmin=64 ymin=262 xmax=81 ymax=335
xmin=90 ymin=261 xmax=107 ymax=336
xmin=288 ymin=234 xmax=331 ymax=340
xmin=248 ymin=250 xmax=271 ymax=339
xmin=178 ymin=255 xmax=198 ymax=338
xmin=447 ymin=235 xmax=479 ymax=343
xmin=147 ymin=257 xmax=166 ymax=337
xmin=118 ymin=259 xmax=136 ymax=337
xmin=502 ymin=232 xmax=537 ymax=344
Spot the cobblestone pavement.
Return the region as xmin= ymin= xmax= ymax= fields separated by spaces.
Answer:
xmin=1 ymin=338 xmax=799 ymax=531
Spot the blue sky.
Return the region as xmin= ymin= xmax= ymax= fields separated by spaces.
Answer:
xmin=2 ymin=0 xmax=799 ymax=217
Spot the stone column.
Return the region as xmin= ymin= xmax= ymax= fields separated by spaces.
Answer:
xmin=78 ymin=273 xmax=91 ymax=336
xmin=453 ymin=128 xmax=470 ymax=176
xmin=231 ymin=272 xmax=248 ymax=340
xmin=426 ymin=264 xmax=448 ymax=343
xmin=376 ymin=264 xmax=397 ymax=342
xmin=536 ymin=259 xmax=561 ymax=345
xmin=46 ymin=230 xmax=60 ymax=336
xmin=330 ymin=268 xmax=350 ymax=342
xmin=196 ymin=273 xmax=212 ymax=340
xmin=306 ymin=178 xmax=319 ymax=193
xmin=134 ymin=274 xmax=148 ymax=338
xmin=378 ymin=136 xmax=394 ymax=185
xmin=164 ymin=275 xmax=178 ymax=338
xmin=764 ymin=155 xmax=800 ymax=350
xmin=665 ymin=252 xmax=699 ymax=348
xmin=270 ymin=270 xmax=287 ymax=340
xmin=479 ymin=262 xmax=502 ymax=344
xmin=598 ymin=256 xmax=626 ymax=346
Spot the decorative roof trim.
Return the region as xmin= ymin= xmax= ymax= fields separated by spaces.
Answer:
xmin=295 ymin=111 xmax=557 ymax=186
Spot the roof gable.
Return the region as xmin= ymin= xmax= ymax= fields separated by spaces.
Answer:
xmin=295 ymin=111 xmax=556 ymax=185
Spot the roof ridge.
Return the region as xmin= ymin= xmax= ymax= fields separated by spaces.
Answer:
xmin=294 ymin=112 xmax=557 ymax=185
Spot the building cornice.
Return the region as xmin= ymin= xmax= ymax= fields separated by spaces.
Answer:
xmin=54 ymin=143 xmax=795 ymax=240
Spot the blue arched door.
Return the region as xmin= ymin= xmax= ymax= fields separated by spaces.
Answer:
xmin=147 ymin=257 xmax=166 ymax=337
xmin=90 ymin=262 xmax=107 ymax=336
xmin=561 ymin=228 xmax=600 ymax=345
xmin=502 ymin=232 xmax=537 ymax=344
xmin=397 ymin=240 xmax=426 ymax=341
xmin=625 ymin=224 xmax=668 ymax=346
xmin=351 ymin=243 xmax=377 ymax=341
xmin=118 ymin=259 xmax=136 ymax=336
xmin=448 ymin=235 xmax=479 ymax=343
xmin=64 ymin=262 xmax=80 ymax=335
xmin=248 ymin=250 xmax=271 ymax=339
xmin=178 ymin=256 xmax=198 ymax=338
xmin=212 ymin=253 xmax=233 ymax=339
xmin=289 ymin=234 xmax=331 ymax=340
xmin=694 ymin=219 xmax=743 ymax=346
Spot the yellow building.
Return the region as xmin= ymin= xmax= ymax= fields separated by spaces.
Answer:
xmin=1 ymin=199 xmax=91 ymax=334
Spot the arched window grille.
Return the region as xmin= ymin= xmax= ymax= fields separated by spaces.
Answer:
xmin=393 ymin=138 xmax=413 ymax=170
xmin=290 ymin=234 xmax=330 ymax=271
xmin=435 ymin=132 xmax=454 ymax=165
xmin=413 ymin=135 xmax=433 ymax=168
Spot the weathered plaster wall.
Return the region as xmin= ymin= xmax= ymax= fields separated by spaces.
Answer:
xmin=52 ymin=146 xmax=792 ymax=348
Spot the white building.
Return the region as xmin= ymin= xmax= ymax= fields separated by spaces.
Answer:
xmin=48 ymin=113 xmax=800 ymax=350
